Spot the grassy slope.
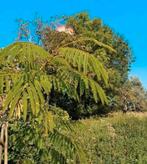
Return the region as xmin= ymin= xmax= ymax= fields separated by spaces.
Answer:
xmin=72 ymin=112 xmax=147 ymax=164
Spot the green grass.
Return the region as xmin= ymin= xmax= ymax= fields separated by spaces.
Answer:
xmin=71 ymin=112 xmax=147 ymax=164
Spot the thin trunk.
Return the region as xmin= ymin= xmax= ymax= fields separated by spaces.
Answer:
xmin=4 ymin=122 xmax=8 ymax=164
xmin=0 ymin=124 xmax=5 ymax=164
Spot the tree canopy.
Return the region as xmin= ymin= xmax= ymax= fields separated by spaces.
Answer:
xmin=39 ymin=12 xmax=134 ymax=117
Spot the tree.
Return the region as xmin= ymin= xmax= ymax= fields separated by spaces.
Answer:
xmin=40 ymin=12 xmax=133 ymax=117
xmin=66 ymin=13 xmax=134 ymax=92
xmin=0 ymin=40 xmax=108 ymax=162
xmin=117 ymin=77 xmax=147 ymax=112
xmin=15 ymin=13 xmax=135 ymax=118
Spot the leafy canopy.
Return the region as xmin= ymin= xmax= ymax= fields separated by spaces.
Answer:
xmin=0 ymin=41 xmax=109 ymax=120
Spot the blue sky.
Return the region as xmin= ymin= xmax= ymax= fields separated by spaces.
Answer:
xmin=0 ymin=0 xmax=147 ymax=88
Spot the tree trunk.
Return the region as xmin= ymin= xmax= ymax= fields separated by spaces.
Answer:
xmin=4 ymin=122 xmax=8 ymax=164
xmin=0 ymin=124 xmax=5 ymax=164
xmin=0 ymin=122 xmax=8 ymax=164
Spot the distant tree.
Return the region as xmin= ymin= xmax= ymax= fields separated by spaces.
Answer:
xmin=118 ymin=77 xmax=147 ymax=112
xmin=66 ymin=13 xmax=133 ymax=83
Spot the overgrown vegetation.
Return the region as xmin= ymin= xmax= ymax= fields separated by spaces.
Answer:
xmin=72 ymin=113 xmax=147 ymax=163
xmin=0 ymin=12 xmax=147 ymax=163
xmin=8 ymin=107 xmax=86 ymax=163
xmin=6 ymin=113 xmax=147 ymax=163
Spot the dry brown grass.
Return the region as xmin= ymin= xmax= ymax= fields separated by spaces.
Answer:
xmin=109 ymin=111 xmax=147 ymax=118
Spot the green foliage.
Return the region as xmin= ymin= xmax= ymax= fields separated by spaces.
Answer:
xmin=41 ymin=12 xmax=134 ymax=118
xmin=117 ymin=77 xmax=147 ymax=112
xmin=8 ymin=107 xmax=86 ymax=163
xmin=70 ymin=113 xmax=147 ymax=163
xmin=4 ymin=111 xmax=147 ymax=163
xmin=66 ymin=12 xmax=134 ymax=90
xmin=67 ymin=13 xmax=135 ymax=111
xmin=0 ymin=12 xmax=146 ymax=164
xmin=0 ymin=41 xmax=108 ymax=119
xmin=58 ymin=47 xmax=108 ymax=103
xmin=0 ymin=41 xmax=109 ymax=163
xmin=0 ymin=42 xmax=51 ymax=120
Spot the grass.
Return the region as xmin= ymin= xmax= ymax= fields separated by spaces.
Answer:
xmin=71 ymin=112 xmax=147 ymax=164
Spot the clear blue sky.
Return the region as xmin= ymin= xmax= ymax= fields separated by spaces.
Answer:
xmin=0 ymin=0 xmax=147 ymax=88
